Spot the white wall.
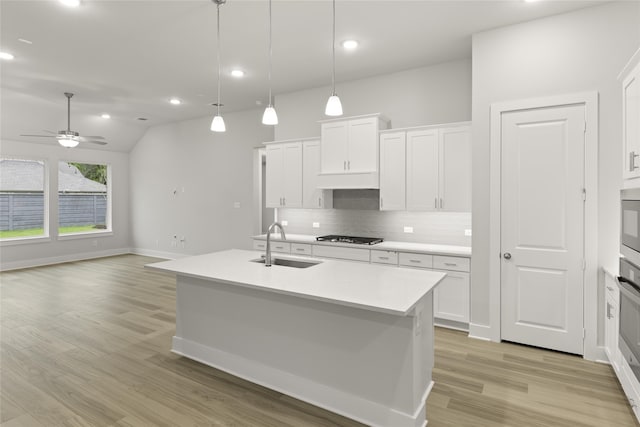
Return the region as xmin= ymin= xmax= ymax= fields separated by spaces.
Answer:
xmin=129 ymin=109 xmax=273 ymax=258
xmin=0 ymin=140 xmax=130 ymax=270
xmin=471 ymin=2 xmax=640 ymax=331
xmin=274 ymin=59 xmax=472 ymax=140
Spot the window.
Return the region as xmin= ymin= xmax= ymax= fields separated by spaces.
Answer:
xmin=0 ymin=158 xmax=47 ymax=240
xmin=58 ymin=161 xmax=110 ymax=235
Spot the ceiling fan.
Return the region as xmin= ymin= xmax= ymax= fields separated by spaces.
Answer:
xmin=20 ymin=92 xmax=107 ymax=148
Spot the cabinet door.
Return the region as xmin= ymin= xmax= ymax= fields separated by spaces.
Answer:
xmin=348 ymin=117 xmax=378 ymax=173
xmin=623 ymin=62 xmax=640 ymax=179
xmin=379 ymin=132 xmax=406 ymax=210
xmin=282 ymin=143 xmax=303 ymax=208
xmin=406 ymin=129 xmax=439 ymax=211
xmin=303 ymin=140 xmax=332 ymax=208
xmin=321 ymin=121 xmax=348 ymax=174
xmin=440 ymin=126 xmax=471 ymax=212
xmin=265 ymin=145 xmax=284 ymax=208
xmin=433 ymin=270 xmax=469 ymax=324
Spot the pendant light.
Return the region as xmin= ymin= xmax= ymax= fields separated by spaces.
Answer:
xmin=325 ymin=0 xmax=343 ymax=117
xmin=262 ymin=0 xmax=278 ymax=125
xmin=211 ymin=0 xmax=226 ymax=132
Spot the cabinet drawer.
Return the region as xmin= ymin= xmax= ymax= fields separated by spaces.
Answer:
xmin=312 ymin=245 xmax=370 ymax=262
xmin=371 ymin=250 xmax=398 ymax=265
xmin=399 ymin=253 xmax=433 ymax=269
xmin=270 ymin=242 xmax=291 ymax=253
xmin=253 ymin=240 xmax=267 ymax=251
xmin=433 ymin=255 xmax=470 ymax=272
xmin=291 ymin=243 xmax=312 ymax=255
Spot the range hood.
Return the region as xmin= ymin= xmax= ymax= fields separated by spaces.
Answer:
xmin=316 ymin=171 xmax=379 ymax=189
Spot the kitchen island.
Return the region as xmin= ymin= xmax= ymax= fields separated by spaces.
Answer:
xmin=147 ymin=249 xmax=445 ymax=427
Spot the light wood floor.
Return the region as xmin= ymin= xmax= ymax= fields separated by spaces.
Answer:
xmin=0 ymin=254 xmax=638 ymax=427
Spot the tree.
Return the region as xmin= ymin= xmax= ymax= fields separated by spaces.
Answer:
xmin=70 ymin=163 xmax=107 ymax=185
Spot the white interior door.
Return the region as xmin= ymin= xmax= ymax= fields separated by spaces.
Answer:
xmin=500 ymin=104 xmax=585 ymax=355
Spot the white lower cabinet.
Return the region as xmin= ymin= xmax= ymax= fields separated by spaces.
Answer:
xmin=252 ymin=239 xmax=290 ymax=254
xmin=604 ymin=273 xmax=620 ymax=373
xmin=371 ymin=250 xmax=399 ymax=265
xmin=433 ymin=270 xmax=470 ymax=324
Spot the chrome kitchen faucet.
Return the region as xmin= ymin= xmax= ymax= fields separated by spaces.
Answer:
xmin=265 ymin=222 xmax=286 ymax=267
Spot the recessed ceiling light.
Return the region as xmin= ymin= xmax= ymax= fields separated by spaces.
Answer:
xmin=60 ymin=0 xmax=80 ymax=7
xmin=101 ymin=114 xmax=111 ymax=119
xmin=0 ymin=51 xmax=15 ymax=60
xmin=342 ymin=40 xmax=358 ymax=50
xmin=231 ymin=69 xmax=245 ymax=78
xmin=169 ymin=98 xmax=182 ymax=105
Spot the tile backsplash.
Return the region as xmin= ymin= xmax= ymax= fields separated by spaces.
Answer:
xmin=277 ymin=208 xmax=472 ymax=246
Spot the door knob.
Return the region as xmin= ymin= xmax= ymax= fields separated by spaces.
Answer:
xmin=503 ymin=252 xmax=512 ymax=260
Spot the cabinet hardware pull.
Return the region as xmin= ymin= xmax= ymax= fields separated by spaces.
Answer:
xmin=379 ymin=256 xmax=389 ymax=260
xmin=344 ymin=160 xmax=347 ymax=170
xmin=381 ymin=198 xmax=383 ymax=209
xmin=296 ymin=248 xmax=305 ymax=251
xmin=434 ymin=198 xmax=437 ymax=208
xmin=444 ymin=262 xmax=457 ymax=266
xmin=631 ymin=151 xmax=640 ymax=171
xmin=606 ymin=286 xmax=614 ymax=291
xmin=606 ymin=302 xmax=612 ymax=319
xmin=283 ymin=197 xmax=286 ymax=206
xmin=318 ymin=197 xmax=321 ymax=207
xmin=440 ymin=198 xmax=443 ymax=209
xmin=348 ymin=160 xmax=350 ymax=170
xmin=410 ymin=259 xmax=421 ymax=263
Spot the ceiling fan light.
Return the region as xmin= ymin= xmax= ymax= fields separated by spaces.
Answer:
xmin=59 ymin=0 xmax=80 ymax=7
xmin=211 ymin=115 xmax=226 ymax=132
xmin=325 ymin=94 xmax=343 ymax=116
xmin=262 ymin=105 xmax=278 ymax=125
xmin=57 ymin=136 xmax=79 ymax=148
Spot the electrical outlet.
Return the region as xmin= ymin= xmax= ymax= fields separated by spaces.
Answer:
xmin=281 ymin=220 xmax=288 ymax=226
xmin=465 ymin=229 xmax=472 ymax=236
xmin=403 ymin=226 xmax=414 ymax=233
xmin=233 ymin=201 xmax=241 ymax=208
xmin=312 ymin=222 xmax=320 ymax=228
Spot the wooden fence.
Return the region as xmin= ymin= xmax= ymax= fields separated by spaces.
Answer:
xmin=0 ymin=193 xmax=107 ymax=230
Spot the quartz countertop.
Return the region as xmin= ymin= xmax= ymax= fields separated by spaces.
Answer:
xmin=146 ymin=249 xmax=445 ymax=316
xmin=252 ymin=233 xmax=472 ymax=257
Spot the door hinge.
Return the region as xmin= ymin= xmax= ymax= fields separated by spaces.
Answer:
xmin=582 ymin=258 xmax=586 ymax=271
xmin=582 ymin=188 xmax=586 ymax=201
xmin=583 ymin=121 xmax=587 ymax=133
xmin=583 ymin=328 xmax=586 ymax=340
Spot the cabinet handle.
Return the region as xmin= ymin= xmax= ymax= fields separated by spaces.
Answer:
xmin=283 ymin=197 xmax=286 ymax=206
xmin=379 ymin=256 xmax=389 ymax=260
xmin=444 ymin=262 xmax=457 ymax=266
xmin=296 ymin=248 xmax=305 ymax=252
xmin=440 ymin=198 xmax=443 ymax=209
xmin=380 ymin=198 xmax=384 ymax=209
xmin=607 ymin=286 xmax=614 ymax=291
xmin=631 ymin=151 xmax=640 ymax=171
xmin=410 ymin=259 xmax=421 ymax=263
xmin=344 ymin=160 xmax=347 ymax=170
xmin=434 ymin=198 xmax=438 ymax=209
xmin=318 ymin=197 xmax=321 ymax=207
xmin=348 ymin=160 xmax=351 ymax=170
xmin=606 ymin=302 xmax=612 ymax=319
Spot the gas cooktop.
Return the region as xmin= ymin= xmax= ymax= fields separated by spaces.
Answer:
xmin=316 ymin=235 xmax=383 ymax=245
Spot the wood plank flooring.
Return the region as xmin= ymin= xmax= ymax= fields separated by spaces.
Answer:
xmin=1 ymin=254 xmax=638 ymax=427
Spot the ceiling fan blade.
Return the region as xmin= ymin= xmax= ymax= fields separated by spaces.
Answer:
xmin=43 ymin=130 xmax=57 ymax=134
xmin=82 ymin=135 xmax=105 ymax=140
xmin=84 ymin=140 xmax=108 ymax=145
xmin=20 ymin=134 xmax=55 ymax=138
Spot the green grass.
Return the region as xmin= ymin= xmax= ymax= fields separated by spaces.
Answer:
xmin=0 ymin=225 xmax=104 ymax=239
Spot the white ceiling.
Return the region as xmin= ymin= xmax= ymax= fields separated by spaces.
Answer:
xmin=0 ymin=0 xmax=606 ymax=152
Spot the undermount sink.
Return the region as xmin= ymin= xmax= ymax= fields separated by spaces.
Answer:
xmin=251 ymin=257 xmax=322 ymax=269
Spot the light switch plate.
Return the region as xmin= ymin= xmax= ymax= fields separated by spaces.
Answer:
xmin=281 ymin=220 xmax=288 ymax=226
xmin=403 ymin=226 xmax=414 ymax=233
xmin=233 ymin=201 xmax=241 ymax=208
xmin=465 ymin=229 xmax=472 ymax=236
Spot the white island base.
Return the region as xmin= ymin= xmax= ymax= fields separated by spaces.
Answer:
xmin=149 ymin=250 xmax=440 ymax=427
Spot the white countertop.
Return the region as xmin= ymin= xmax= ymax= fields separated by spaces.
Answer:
xmin=252 ymin=233 xmax=472 ymax=257
xmin=146 ymin=249 xmax=445 ymax=316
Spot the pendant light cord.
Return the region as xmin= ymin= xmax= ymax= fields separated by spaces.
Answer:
xmin=216 ymin=2 xmax=222 ymax=115
xmin=268 ymin=0 xmax=273 ymax=107
xmin=331 ymin=0 xmax=336 ymax=96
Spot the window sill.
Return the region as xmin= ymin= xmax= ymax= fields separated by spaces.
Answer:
xmin=57 ymin=230 xmax=114 ymax=241
xmin=0 ymin=236 xmax=51 ymax=246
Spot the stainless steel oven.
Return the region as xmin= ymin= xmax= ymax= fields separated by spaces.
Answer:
xmin=618 ymin=257 xmax=640 ymax=382
xmin=621 ymin=199 xmax=640 ymax=267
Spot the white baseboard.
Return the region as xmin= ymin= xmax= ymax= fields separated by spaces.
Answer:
xmin=173 ymin=336 xmax=429 ymax=427
xmin=0 ymin=247 xmax=131 ymax=271
xmin=129 ymin=248 xmax=187 ymax=260
xmin=585 ymin=345 xmax=607 ymax=363
xmin=468 ymin=322 xmax=494 ymax=341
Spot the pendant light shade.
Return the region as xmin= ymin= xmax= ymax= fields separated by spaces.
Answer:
xmin=325 ymin=0 xmax=343 ymax=117
xmin=210 ymin=114 xmax=226 ymax=132
xmin=211 ymin=0 xmax=226 ymax=133
xmin=262 ymin=0 xmax=278 ymax=125
xmin=262 ymin=106 xmax=278 ymax=125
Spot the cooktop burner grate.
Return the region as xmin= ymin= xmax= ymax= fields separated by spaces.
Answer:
xmin=316 ymin=235 xmax=383 ymax=245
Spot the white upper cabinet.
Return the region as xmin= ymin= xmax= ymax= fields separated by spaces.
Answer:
xmin=406 ymin=129 xmax=439 ymax=211
xmin=318 ymin=114 xmax=389 ymax=189
xmin=302 ymin=140 xmax=333 ymax=209
xmin=381 ymin=123 xmax=471 ymax=213
xmin=621 ymin=48 xmax=640 ymax=186
xmin=379 ymin=132 xmax=407 ymax=211
xmin=440 ymin=126 xmax=472 ymax=212
xmin=265 ymin=142 xmax=303 ymax=208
